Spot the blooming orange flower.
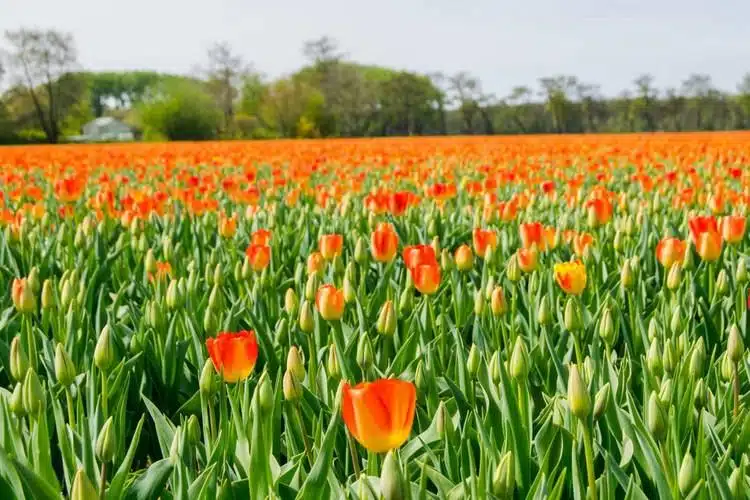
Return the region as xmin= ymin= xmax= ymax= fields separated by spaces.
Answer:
xmin=472 ymin=228 xmax=498 ymax=259
xmin=148 ymin=261 xmax=172 ymax=282
xmin=316 ymin=284 xmax=345 ymax=321
xmin=54 ymin=176 xmax=85 ymax=203
xmin=341 ymin=378 xmax=416 ymax=453
xmin=573 ymin=232 xmax=594 ymax=257
xmin=402 ymin=245 xmax=437 ymax=270
xmin=655 ymin=238 xmax=687 ymax=268
xmin=519 ymin=222 xmax=546 ymax=251
xmin=206 ymin=331 xmax=258 ymax=383
xmin=218 ymin=213 xmax=237 ymax=239
xmin=251 ymin=229 xmax=272 ymax=245
xmin=246 ymin=243 xmax=271 ymax=271
xmin=371 ymin=222 xmax=399 ymax=262
xmin=517 ymin=247 xmax=538 ymax=273
xmin=554 ymin=261 xmax=587 ymax=295
xmin=688 ymin=215 xmax=722 ymax=261
xmin=319 ymin=234 xmax=344 ymax=261
xmin=585 ymin=197 xmax=613 ymax=226
xmin=721 ymin=215 xmax=746 ymax=244
xmin=411 ymin=263 xmax=441 ymax=295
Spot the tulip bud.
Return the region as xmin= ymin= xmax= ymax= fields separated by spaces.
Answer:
xmin=593 ymin=382 xmax=611 ymax=420
xmin=455 ymin=244 xmax=473 ymax=271
xmin=666 ymin=263 xmax=682 ymax=291
xmin=646 ymin=391 xmax=666 ymax=441
xmin=144 ymin=249 xmax=157 ymax=274
xmin=96 ymin=417 xmax=116 ymax=463
xmin=467 ymin=344 xmax=480 ymax=379
xmin=693 ymin=378 xmax=707 ymax=409
xmin=283 ymin=370 xmax=303 ymax=402
xmin=648 ymin=317 xmax=660 ymax=342
xmin=343 ymin=275 xmax=356 ymax=303
xmin=564 ymin=297 xmax=583 ymax=332
xmin=258 ymin=372 xmax=274 ymax=414
xmin=9 ymin=336 xmax=29 ymax=382
xmin=737 ymin=258 xmax=749 ymax=284
xmin=41 ymin=279 xmax=54 ymax=310
xmin=354 ymin=236 xmax=368 ymax=265
xmin=10 ymin=383 xmax=25 ymax=416
xmin=399 ymin=287 xmax=413 ymax=314
xmin=473 ymin=289 xmax=485 ymax=316
xmin=380 ymin=450 xmax=406 ymax=500
xmin=568 ymin=364 xmax=591 ymax=420
xmin=620 ymin=260 xmax=634 ymax=289
xmin=440 ymin=248 xmax=453 ymax=271
xmin=285 ymin=288 xmax=299 ymax=317
xmin=71 ymin=469 xmax=98 ymax=500
xmin=60 ymin=279 xmax=73 ymax=309
xmin=721 ymin=355 xmax=735 ymax=382
xmin=492 ymin=451 xmax=515 ymax=498
xmin=186 ymin=414 xmax=201 ymax=444
xmin=299 ymin=300 xmax=314 ymax=333
xmin=356 ymin=335 xmax=374 ymax=371
xmin=94 ymin=325 xmax=116 ymax=372
xmin=728 ymin=324 xmax=744 ymax=363
xmin=166 ymin=279 xmax=181 ymax=309
xmin=489 ymin=351 xmax=502 ymax=384
xmin=377 ymin=300 xmax=397 ymax=336
xmin=690 ymin=338 xmax=706 ymax=379
xmin=715 ymin=269 xmax=729 ymax=296
xmin=304 ymin=274 xmax=318 ymax=302
xmin=203 ymin=307 xmax=218 ymax=335
xmin=647 ymin=339 xmax=663 ymax=378
xmin=506 ymin=254 xmax=521 ymax=282
xmin=332 ymin=254 xmax=345 ymax=277
xmin=598 ymin=305 xmax=616 ymax=346
xmin=199 ymin=359 xmax=216 ymax=397
xmin=22 ymin=369 xmax=45 ymax=414
xmin=509 ymin=337 xmax=529 ymax=381
xmin=326 ymin=345 xmax=340 ymax=379
xmin=613 ymin=230 xmax=625 ymax=251
xmin=663 ymin=339 xmax=676 ymax=375
xmin=415 ymin=360 xmax=426 ymax=392
xmin=488 ymin=287 xmax=506 ymax=316
xmin=728 ymin=466 xmax=743 ymax=499
xmin=55 ymin=343 xmax=76 ymax=387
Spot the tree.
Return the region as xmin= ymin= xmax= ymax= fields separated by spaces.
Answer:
xmin=202 ymin=42 xmax=248 ymax=136
xmin=538 ymin=76 xmax=578 ymax=133
xmin=738 ymin=74 xmax=750 ymax=127
xmin=631 ymin=74 xmax=658 ymax=131
xmin=2 ymin=28 xmax=79 ymax=143
xmin=448 ymin=72 xmax=495 ymax=134
xmin=139 ymin=81 xmax=222 ymax=140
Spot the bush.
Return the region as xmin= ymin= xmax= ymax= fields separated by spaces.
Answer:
xmin=139 ymin=81 xmax=222 ymax=141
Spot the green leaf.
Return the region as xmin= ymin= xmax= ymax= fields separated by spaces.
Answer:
xmin=142 ymin=394 xmax=176 ymax=459
xmin=122 ymin=458 xmax=174 ymax=500
xmin=297 ymin=409 xmax=341 ymax=499
xmin=108 ymin=415 xmax=145 ymax=500
xmin=11 ymin=458 xmax=62 ymax=500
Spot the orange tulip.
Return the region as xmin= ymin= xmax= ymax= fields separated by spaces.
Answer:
xmin=319 ymin=234 xmax=344 ymax=261
xmin=342 ymin=378 xmax=416 ymax=453
xmin=218 ymin=213 xmax=237 ymax=238
xmin=206 ymin=330 xmax=259 ymax=383
xmin=554 ymin=261 xmax=587 ymax=295
xmin=585 ymin=197 xmax=613 ymax=226
xmin=517 ymin=247 xmax=538 ymax=273
xmin=251 ymin=229 xmax=272 ymax=245
xmin=721 ymin=215 xmax=746 ymax=244
xmin=689 ymin=216 xmax=722 ymax=261
xmin=519 ymin=222 xmax=546 ymax=251
xmin=371 ymin=222 xmax=399 ymax=262
xmin=655 ymin=238 xmax=687 ymax=268
xmin=473 ymin=228 xmax=498 ymax=259
xmin=11 ymin=278 xmax=35 ymax=313
xmin=573 ymin=232 xmax=594 ymax=257
xmin=544 ymin=226 xmax=558 ymax=249
xmin=307 ymin=251 xmax=326 ymax=275
xmin=246 ymin=244 xmax=271 ymax=271
xmin=316 ymin=284 xmax=345 ymax=321
xmin=454 ymin=244 xmax=473 ymax=271
xmin=402 ymin=244 xmax=437 ymax=270
xmin=411 ymin=263 xmax=441 ymax=295
xmin=688 ymin=215 xmax=719 ymax=243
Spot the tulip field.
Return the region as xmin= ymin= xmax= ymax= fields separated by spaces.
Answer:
xmin=2 ymin=133 xmax=750 ymax=499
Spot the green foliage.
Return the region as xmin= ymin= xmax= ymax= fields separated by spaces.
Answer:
xmin=138 ymin=81 xmax=222 ymax=141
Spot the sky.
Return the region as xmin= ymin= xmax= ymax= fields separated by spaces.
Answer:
xmin=2 ymin=0 xmax=749 ymax=97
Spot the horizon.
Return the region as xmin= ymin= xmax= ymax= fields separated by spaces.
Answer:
xmin=2 ymin=0 xmax=750 ymax=98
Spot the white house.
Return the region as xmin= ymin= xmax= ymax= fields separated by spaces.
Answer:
xmin=70 ymin=117 xmax=135 ymax=142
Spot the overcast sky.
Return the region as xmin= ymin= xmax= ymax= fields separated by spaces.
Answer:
xmin=2 ymin=0 xmax=749 ymax=97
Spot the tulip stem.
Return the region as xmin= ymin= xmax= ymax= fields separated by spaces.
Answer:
xmin=581 ymin=422 xmax=596 ymax=500
xmin=295 ymin=404 xmax=313 ymax=467
xmin=574 ymin=335 xmax=584 ymax=365
xmin=733 ymin=361 xmax=740 ymax=418
xmin=98 ymin=461 xmax=107 ymax=500
xmin=65 ymin=386 xmax=75 ymax=425
xmin=347 ymin=431 xmax=362 ymax=478
xmin=100 ymin=372 xmax=108 ymax=418
xmin=307 ymin=333 xmax=318 ymax=396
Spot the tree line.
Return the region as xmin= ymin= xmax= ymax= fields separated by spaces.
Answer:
xmin=2 ymin=28 xmax=750 ymax=144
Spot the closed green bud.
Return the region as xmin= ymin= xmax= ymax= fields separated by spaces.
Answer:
xmin=9 ymin=336 xmax=28 ymax=382
xmin=283 ymin=369 xmax=303 ymax=402
xmin=564 ymin=297 xmax=583 ymax=332
xmin=203 ymin=307 xmax=218 ymax=335
xmin=377 ymin=300 xmax=397 ymax=336
xmin=431 ymin=236 xmax=440 ymax=257
xmin=356 ymin=334 xmax=374 ymax=371
xmin=510 ymin=337 xmax=529 ymax=381
xmin=343 ymin=275 xmax=356 ymax=303
xmin=41 ymin=279 xmax=54 ymax=310
xmin=473 ymin=289 xmax=485 ymax=316
xmin=440 ymin=248 xmax=453 ymax=271
xmin=737 ymin=258 xmax=749 ymax=284
xmin=186 ymin=414 xmax=201 ymax=444
xmin=729 ymin=467 xmax=744 ymax=499
xmin=241 ymin=256 xmax=253 ymax=280
xmin=646 ymin=391 xmax=666 ymax=441
xmin=71 ymin=469 xmax=98 ymax=500
xmin=415 ymin=360 xmax=427 ymax=392
xmin=212 ymin=263 xmax=223 ymax=286
xmin=435 ymin=401 xmax=451 ymax=438
xmin=380 ymin=450 xmax=406 ymax=500
xmin=647 ymin=339 xmax=663 ymax=378
xmin=169 ymin=427 xmax=182 ymax=463
xmin=285 ymin=288 xmax=299 ymax=317
xmin=22 ymin=369 xmax=45 ymax=414
xmin=568 ymin=364 xmax=591 ymax=420
xmin=467 ymin=345 xmax=480 ymax=379
xmin=598 ymin=306 xmax=616 ymax=346
xmin=676 ymin=332 xmax=687 ymax=358
xmin=620 ymin=260 xmax=634 ymax=289
xmin=728 ymin=324 xmax=744 ymax=363
xmin=663 ymin=339 xmax=676 ymax=375
xmin=721 ymin=355 xmax=735 ymax=382
xmin=96 ymin=417 xmax=116 ymax=463
xmin=659 ymin=378 xmax=673 ymax=405
xmin=506 ymin=254 xmax=521 ymax=282
xmin=55 ymin=343 xmax=76 ymax=387
xmin=287 ymin=346 xmax=306 ymax=382
xmin=327 ymin=345 xmax=340 ymax=379
xmin=332 ymin=254 xmax=345 ymax=277
xmin=304 ymin=274 xmax=318 ymax=302
xmin=399 ymin=287 xmax=413 ymax=314
xmin=94 ymin=325 xmax=116 ymax=372
xmin=613 ymin=230 xmax=625 ymax=251
xmin=489 ymin=351 xmax=502 ymax=385
xmin=716 ymin=269 xmax=729 ymax=296
xmin=275 ymin=317 xmax=289 ymax=344
xmin=593 ymin=382 xmax=611 ymax=420
xmin=354 ymin=236 xmax=368 ymax=265
xmin=208 ymin=284 xmax=222 ymax=311
xmin=233 ymin=261 xmax=242 ymax=282
xmin=648 ymin=317 xmax=660 ymax=341
xmin=485 ymin=276 xmax=496 ymax=300
xmin=666 ymin=263 xmax=682 ymax=291
xmin=299 ymin=300 xmax=314 ymax=333
xmin=144 ymin=249 xmax=157 ymax=274
xmin=258 ymin=372 xmax=274 ymax=414
xmin=492 ymin=451 xmax=515 ymax=498
xmin=693 ymin=378 xmax=707 ymax=409
xmin=690 ymin=338 xmax=706 ymax=379
xmin=166 ymin=279 xmax=181 ymax=309
xmin=9 ymin=383 xmax=25 ymax=416
xmin=199 ymin=359 xmax=216 ymax=397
